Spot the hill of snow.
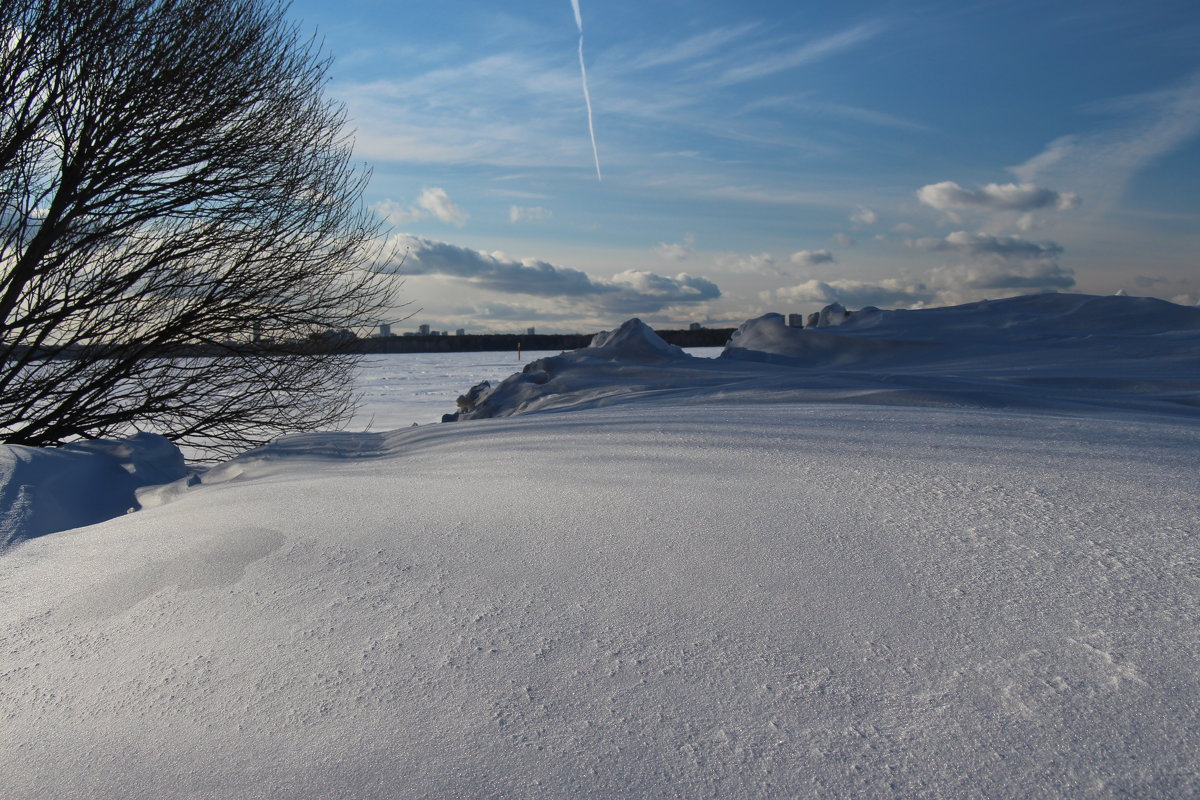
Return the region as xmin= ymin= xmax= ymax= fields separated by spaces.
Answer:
xmin=1 ymin=293 xmax=1198 ymax=798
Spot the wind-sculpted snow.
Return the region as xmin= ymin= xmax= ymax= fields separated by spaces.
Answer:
xmin=587 ymin=317 xmax=690 ymax=360
xmin=0 ymin=433 xmax=186 ymax=549
xmin=452 ymin=294 xmax=1200 ymax=421
xmin=2 ymin=293 xmax=1200 ymax=798
xmin=445 ymin=318 xmax=693 ymax=421
xmin=3 ymin=404 xmax=1199 ymax=798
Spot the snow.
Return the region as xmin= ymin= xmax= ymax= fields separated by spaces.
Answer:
xmin=347 ymin=349 xmax=565 ymax=430
xmin=1 ymin=293 xmax=1199 ymax=798
xmin=0 ymin=433 xmax=186 ymax=549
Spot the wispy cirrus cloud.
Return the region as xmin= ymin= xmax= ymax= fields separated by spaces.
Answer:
xmin=509 ymin=205 xmax=553 ymax=224
xmin=715 ymin=21 xmax=888 ymax=86
xmin=1012 ymin=70 xmax=1200 ymax=212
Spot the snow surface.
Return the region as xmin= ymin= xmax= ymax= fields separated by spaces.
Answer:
xmin=0 ymin=433 xmax=186 ymax=549
xmin=1 ymin=294 xmax=1199 ymax=798
xmin=348 ymin=349 xmax=565 ymax=431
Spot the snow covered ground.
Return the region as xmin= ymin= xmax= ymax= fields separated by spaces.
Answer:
xmin=347 ymin=347 xmax=723 ymax=431
xmin=1 ymin=294 xmax=1198 ymax=798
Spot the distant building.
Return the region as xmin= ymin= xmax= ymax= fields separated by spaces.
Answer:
xmin=455 ymin=328 xmax=466 ymax=336
xmin=440 ymin=330 xmax=448 ymax=336
xmin=525 ymin=327 xmax=535 ymax=336
xmin=378 ymin=322 xmax=391 ymax=337
xmin=418 ymin=323 xmax=430 ymax=336
xmin=787 ymin=313 xmax=803 ymax=328
xmin=689 ymin=322 xmax=702 ymax=331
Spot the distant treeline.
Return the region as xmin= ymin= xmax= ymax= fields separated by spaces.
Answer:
xmin=351 ymin=328 xmax=736 ymax=354
xmin=12 ymin=328 xmax=736 ymax=361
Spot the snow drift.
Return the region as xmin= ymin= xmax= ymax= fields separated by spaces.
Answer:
xmin=0 ymin=433 xmax=186 ymax=549
xmin=2 ymin=293 xmax=1199 ymax=798
xmin=447 ymin=294 xmax=1200 ymax=422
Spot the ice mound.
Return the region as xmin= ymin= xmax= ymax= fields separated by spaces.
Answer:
xmin=724 ymin=312 xmax=923 ymax=367
xmin=444 ymin=320 xmax=689 ymax=421
xmin=1 ymin=433 xmax=187 ymax=548
xmin=441 ymin=292 xmax=1200 ymax=427
xmin=725 ymin=294 xmax=1200 ymax=367
xmin=587 ymin=318 xmax=689 ymax=361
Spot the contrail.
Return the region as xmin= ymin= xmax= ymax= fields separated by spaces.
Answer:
xmin=571 ymin=0 xmax=602 ymax=181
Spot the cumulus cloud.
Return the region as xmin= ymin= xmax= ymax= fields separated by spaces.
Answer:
xmin=509 ymin=205 xmax=553 ymax=224
xmin=656 ymin=234 xmax=695 ymax=261
xmin=911 ymin=228 xmax=1074 ymax=298
xmin=917 ymin=181 xmax=1080 ymax=213
xmin=375 ymin=188 xmax=469 ymax=228
xmin=382 ymin=234 xmax=720 ymax=313
xmin=789 ymin=249 xmax=836 ymax=267
xmin=766 ymin=279 xmax=932 ymax=309
xmin=912 ymin=231 xmax=1064 ymax=259
xmin=850 ymin=206 xmax=879 ymax=225
xmin=928 ymin=261 xmax=1075 ymax=292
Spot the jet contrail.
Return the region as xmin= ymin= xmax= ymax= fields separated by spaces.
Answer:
xmin=571 ymin=0 xmax=602 ymax=182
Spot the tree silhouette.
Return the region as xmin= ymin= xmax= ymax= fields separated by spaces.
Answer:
xmin=0 ymin=0 xmax=396 ymax=460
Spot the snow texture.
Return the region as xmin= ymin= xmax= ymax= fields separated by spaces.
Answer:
xmin=1 ymin=293 xmax=1198 ymax=798
xmin=0 ymin=433 xmax=186 ymax=549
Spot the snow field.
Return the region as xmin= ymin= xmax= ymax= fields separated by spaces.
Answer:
xmin=2 ymin=403 xmax=1198 ymax=798
xmin=2 ymin=294 xmax=1199 ymax=798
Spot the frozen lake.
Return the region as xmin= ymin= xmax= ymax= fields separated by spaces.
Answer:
xmin=347 ymin=347 xmax=723 ymax=431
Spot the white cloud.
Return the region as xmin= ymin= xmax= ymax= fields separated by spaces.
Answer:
xmin=833 ymin=233 xmax=855 ymax=246
xmin=766 ymin=279 xmax=932 ymax=309
xmin=372 ymin=199 xmax=424 ymax=226
xmin=789 ymin=249 xmax=836 ymax=267
xmin=850 ymin=206 xmax=879 ymax=226
xmin=917 ymin=181 xmax=1080 ymax=213
xmin=417 ymin=188 xmax=469 ymax=226
xmin=379 ymin=234 xmax=720 ymax=314
xmin=656 ymin=235 xmax=695 ymax=262
xmin=928 ymin=261 xmax=1075 ymax=292
xmin=912 ymin=231 xmax=1064 ymax=259
xmin=1012 ymin=71 xmax=1200 ymax=212
xmin=509 ymin=205 xmax=553 ymax=224
xmin=718 ymin=252 xmax=780 ymax=275
xmin=716 ymin=21 xmax=887 ymax=86
xmin=374 ymin=188 xmax=469 ymax=228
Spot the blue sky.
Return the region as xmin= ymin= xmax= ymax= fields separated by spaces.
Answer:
xmin=288 ymin=0 xmax=1200 ymax=333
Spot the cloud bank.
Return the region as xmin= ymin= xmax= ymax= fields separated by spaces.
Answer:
xmin=912 ymin=231 xmax=1064 ymax=259
xmin=766 ymin=279 xmax=931 ymax=309
xmin=383 ymin=234 xmax=720 ymax=314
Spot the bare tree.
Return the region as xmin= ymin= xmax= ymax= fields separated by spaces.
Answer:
xmin=0 ymin=0 xmax=396 ymax=460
